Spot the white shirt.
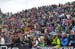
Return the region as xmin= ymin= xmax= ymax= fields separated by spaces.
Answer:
xmin=34 ymin=40 xmax=39 ymax=46
xmin=66 ymin=15 xmax=70 ymax=19
xmin=0 ymin=37 xmax=5 ymax=44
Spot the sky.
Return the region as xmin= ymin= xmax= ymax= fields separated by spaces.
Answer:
xmin=0 ymin=0 xmax=75 ymax=13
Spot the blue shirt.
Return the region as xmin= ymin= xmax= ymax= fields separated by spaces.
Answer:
xmin=61 ymin=37 xmax=69 ymax=46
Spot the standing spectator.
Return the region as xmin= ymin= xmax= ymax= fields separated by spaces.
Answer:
xmin=69 ymin=34 xmax=75 ymax=47
xmin=51 ymin=33 xmax=60 ymax=48
xmin=4 ymin=32 xmax=10 ymax=44
xmin=72 ymin=26 xmax=75 ymax=32
xmin=0 ymin=35 xmax=5 ymax=45
xmin=39 ymin=36 xmax=46 ymax=47
xmin=32 ymin=36 xmax=39 ymax=49
xmin=61 ymin=33 xmax=69 ymax=46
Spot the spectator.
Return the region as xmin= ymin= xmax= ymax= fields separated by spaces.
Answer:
xmin=32 ymin=36 xmax=39 ymax=48
xmin=51 ymin=33 xmax=61 ymax=48
xmin=39 ymin=36 xmax=46 ymax=47
xmin=4 ymin=32 xmax=10 ymax=44
xmin=61 ymin=33 xmax=69 ymax=46
xmin=69 ymin=34 xmax=75 ymax=47
xmin=0 ymin=35 xmax=5 ymax=45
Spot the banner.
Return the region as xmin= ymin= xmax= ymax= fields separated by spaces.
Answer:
xmin=0 ymin=46 xmax=74 ymax=49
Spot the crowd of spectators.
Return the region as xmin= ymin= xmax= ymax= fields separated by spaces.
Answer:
xmin=0 ymin=1 xmax=75 ymax=49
